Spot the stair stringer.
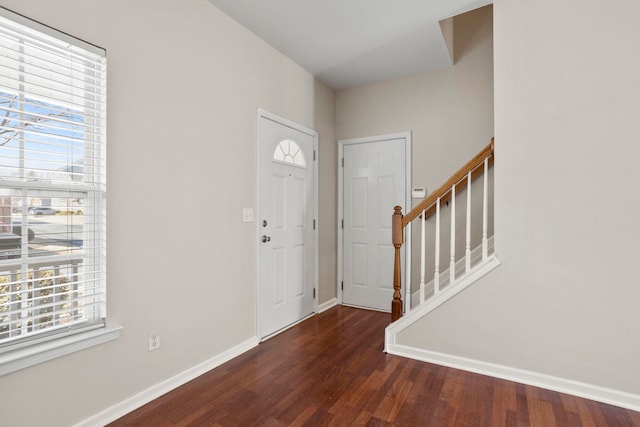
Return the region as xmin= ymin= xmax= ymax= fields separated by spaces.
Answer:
xmin=384 ymin=253 xmax=500 ymax=352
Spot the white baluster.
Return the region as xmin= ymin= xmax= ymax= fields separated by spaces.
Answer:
xmin=434 ymin=198 xmax=440 ymax=294
xmin=482 ymin=157 xmax=489 ymax=260
xmin=465 ymin=172 xmax=471 ymax=273
xmin=419 ymin=208 xmax=425 ymax=304
xmin=450 ymin=185 xmax=456 ymax=287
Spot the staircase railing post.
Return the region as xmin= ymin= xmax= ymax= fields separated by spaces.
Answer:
xmin=392 ymin=205 xmax=404 ymax=321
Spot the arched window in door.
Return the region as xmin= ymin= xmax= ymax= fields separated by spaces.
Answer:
xmin=273 ymin=139 xmax=306 ymax=167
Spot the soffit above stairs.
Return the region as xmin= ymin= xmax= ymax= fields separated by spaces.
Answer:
xmin=207 ymin=0 xmax=492 ymax=90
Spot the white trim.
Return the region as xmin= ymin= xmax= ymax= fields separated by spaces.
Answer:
xmin=260 ymin=313 xmax=314 ymax=342
xmin=0 ymin=324 xmax=121 ymax=377
xmin=0 ymin=5 xmax=105 ymax=55
xmin=313 ymin=125 xmax=319 ymax=316
xmin=337 ymin=132 xmax=412 ymax=307
xmin=318 ymin=298 xmax=338 ymax=313
xmin=341 ymin=303 xmax=389 ymax=313
xmin=255 ymin=109 xmax=319 ymax=340
xmin=385 ymin=344 xmax=640 ymax=413
xmin=73 ymin=336 xmax=260 ymax=427
xmin=337 ymin=141 xmax=344 ymax=304
xmin=385 ymin=254 xmax=501 ymax=347
xmin=255 ymin=110 xmax=262 ymax=339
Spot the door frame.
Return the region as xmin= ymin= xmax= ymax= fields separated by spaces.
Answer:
xmin=256 ymin=108 xmax=319 ymax=340
xmin=337 ymin=132 xmax=412 ymax=311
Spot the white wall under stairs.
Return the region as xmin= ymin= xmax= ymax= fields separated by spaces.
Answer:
xmin=385 ymin=249 xmax=500 ymax=353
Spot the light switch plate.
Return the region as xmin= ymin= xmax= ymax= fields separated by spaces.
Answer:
xmin=242 ymin=208 xmax=254 ymax=222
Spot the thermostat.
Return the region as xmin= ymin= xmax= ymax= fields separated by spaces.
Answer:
xmin=412 ymin=187 xmax=426 ymax=199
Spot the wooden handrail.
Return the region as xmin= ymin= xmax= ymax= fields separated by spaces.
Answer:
xmin=402 ymin=139 xmax=494 ymax=227
xmin=390 ymin=138 xmax=494 ymax=322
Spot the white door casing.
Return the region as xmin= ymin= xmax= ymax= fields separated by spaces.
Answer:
xmin=257 ymin=110 xmax=317 ymax=339
xmin=338 ymin=133 xmax=411 ymax=312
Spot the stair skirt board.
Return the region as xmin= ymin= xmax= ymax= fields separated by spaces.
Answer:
xmin=385 ymin=344 xmax=640 ymax=413
xmin=386 ymin=246 xmax=640 ymax=413
xmin=409 ymin=236 xmax=495 ymax=308
xmin=387 ymin=253 xmax=501 ymax=352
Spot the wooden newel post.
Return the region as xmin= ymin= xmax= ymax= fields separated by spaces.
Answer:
xmin=391 ymin=205 xmax=404 ymax=322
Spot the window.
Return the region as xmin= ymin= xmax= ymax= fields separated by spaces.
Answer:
xmin=0 ymin=7 xmax=109 ymax=365
xmin=273 ymin=139 xmax=306 ymax=167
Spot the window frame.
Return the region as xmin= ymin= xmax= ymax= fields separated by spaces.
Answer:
xmin=0 ymin=6 xmax=118 ymax=376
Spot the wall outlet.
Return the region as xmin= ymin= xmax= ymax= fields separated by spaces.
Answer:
xmin=148 ymin=330 xmax=160 ymax=352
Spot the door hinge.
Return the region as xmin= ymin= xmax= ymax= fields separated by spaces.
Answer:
xmin=313 ymin=288 xmax=316 ymax=299
xmin=341 ymin=219 xmax=344 ymax=229
xmin=314 ymin=150 xmax=316 ymax=161
xmin=313 ymin=219 xmax=316 ymax=230
xmin=341 ymin=281 xmax=344 ymax=290
xmin=341 ymin=157 xmax=344 ymax=167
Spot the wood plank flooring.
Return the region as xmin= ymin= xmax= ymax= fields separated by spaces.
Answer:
xmin=109 ymin=306 xmax=640 ymax=426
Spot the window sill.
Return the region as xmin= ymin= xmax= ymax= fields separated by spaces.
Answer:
xmin=0 ymin=324 xmax=122 ymax=377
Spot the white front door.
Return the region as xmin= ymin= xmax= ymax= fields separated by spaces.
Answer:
xmin=341 ymin=135 xmax=409 ymax=311
xmin=258 ymin=112 xmax=316 ymax=339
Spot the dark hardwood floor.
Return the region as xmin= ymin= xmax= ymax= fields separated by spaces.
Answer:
xmin=109 ymin=306 xmax=640 ymax=426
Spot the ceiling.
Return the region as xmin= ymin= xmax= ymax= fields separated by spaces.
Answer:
xmin=207 ymin=0 xmax=492 ymax=90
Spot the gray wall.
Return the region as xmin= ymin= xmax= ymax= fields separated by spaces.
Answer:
xmin=337 ymin=6 xmax=494 ymax=194
xmin=336 ymin=6 xmax=494 ymax=299
xmin=0 ymin=1 xmax=336 ymax=426
xmin=398 ymin=0 xmax=640 ymax=396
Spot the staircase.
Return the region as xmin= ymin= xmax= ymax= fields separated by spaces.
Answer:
xmin=385 ymin=139 xmax=500 ymax=349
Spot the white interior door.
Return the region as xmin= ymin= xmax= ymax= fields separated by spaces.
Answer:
xmin=342 ymin=136 xmax=408 ymax=311
xmin=259 ymin=113 xmax=315 ymax=338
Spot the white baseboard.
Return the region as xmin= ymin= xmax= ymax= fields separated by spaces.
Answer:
xmin=318 ymin=297 xmax=338 ymax=313
xmin=73 ymin=336 xmax=260 ymax=427
xmin=386 ymin=344 xmax=640 ymax=413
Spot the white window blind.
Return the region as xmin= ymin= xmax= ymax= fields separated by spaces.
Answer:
xmin=0 ymin=8 xmax=106 ymax=349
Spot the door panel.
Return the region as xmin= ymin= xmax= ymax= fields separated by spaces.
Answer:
xmin=273 ymin=248 xmax=286 ymax=305
xmin=343 ymin=138 xmax=406 ymax=311
xmin=259 ymin=116 xmax=315 ymax=338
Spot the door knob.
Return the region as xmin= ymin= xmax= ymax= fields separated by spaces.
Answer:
xmin=261 ymin=235 xmax=271 ymax=243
